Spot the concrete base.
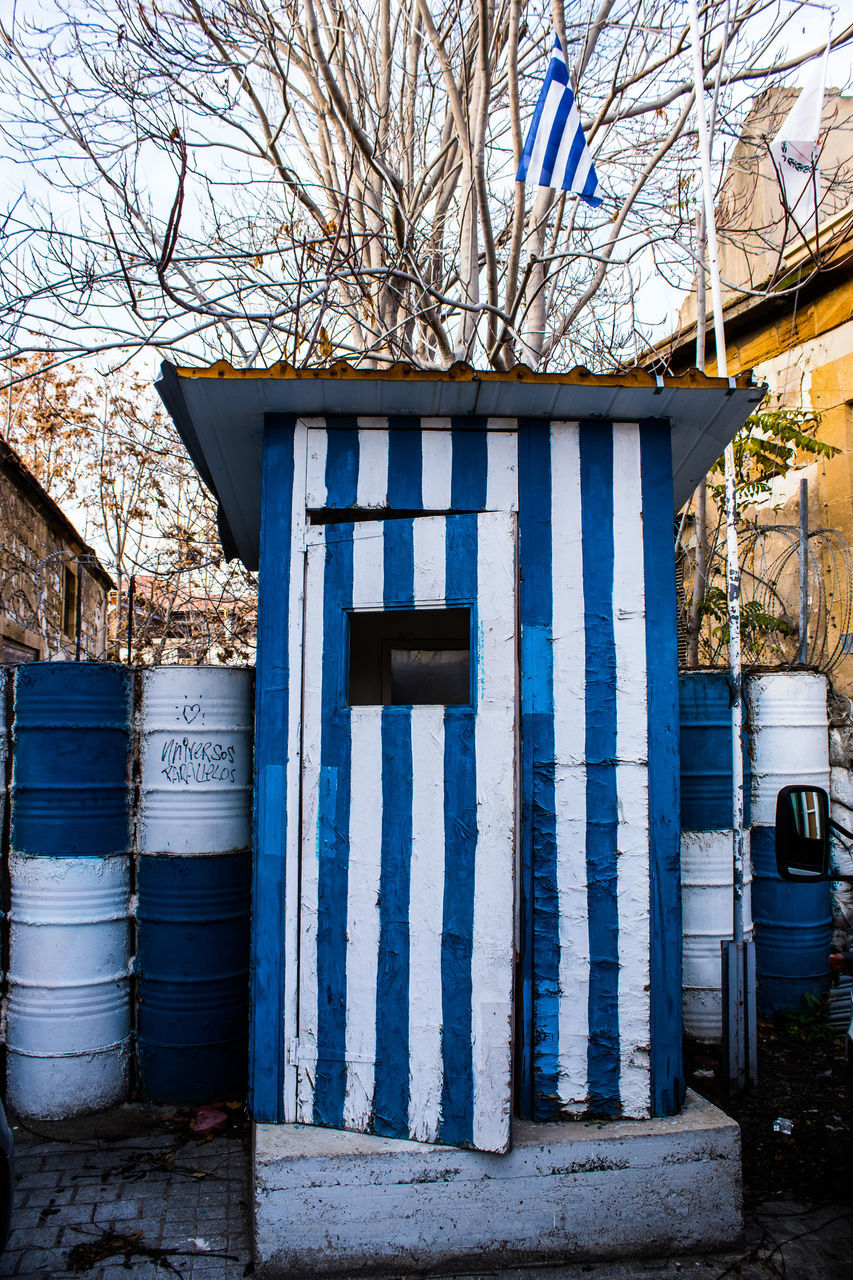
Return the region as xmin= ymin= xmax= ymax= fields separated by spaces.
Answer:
xmin=253 ymin=1090 xmax=742 ymax=1276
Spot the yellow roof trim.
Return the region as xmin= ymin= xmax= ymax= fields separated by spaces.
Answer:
xmin=174 ymin=357 xmax=755 ymax=392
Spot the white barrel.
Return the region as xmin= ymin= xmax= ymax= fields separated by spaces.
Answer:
xmin=138 ymin=666 xmax=254 ymax=854
xmin=682 ymin=829 xmax=753 ymax=1042
xmin=748 ymin=672 xmax=829 ymax=826
xmin=6 ymin=854 xmax=130 ymax=1118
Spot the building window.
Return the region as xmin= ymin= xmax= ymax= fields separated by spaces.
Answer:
xmin=62 ymin=564 xmax=78 ymax=639
xmin=1 ymin=637 xmax=40 ymax=665
xmin=349 ymin=607 xmax=470 ymax=706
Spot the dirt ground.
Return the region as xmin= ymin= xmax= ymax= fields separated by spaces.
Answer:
xmin=685 ymin=1006 xmax=852 ymax=1208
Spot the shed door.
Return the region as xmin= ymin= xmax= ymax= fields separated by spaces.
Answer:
xmin=296 ymin=513 xmax=516 ymax=1153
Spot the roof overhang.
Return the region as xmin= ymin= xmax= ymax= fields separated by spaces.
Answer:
xmin=156 ymin=359 xmax=765 ymax=569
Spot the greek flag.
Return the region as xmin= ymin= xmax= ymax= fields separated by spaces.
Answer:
xmin=517 ymin=36 xmax=601 ymax=206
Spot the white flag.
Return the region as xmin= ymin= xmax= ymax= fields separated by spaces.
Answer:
xmin=769 ymin=42 xmax=829 ymax=236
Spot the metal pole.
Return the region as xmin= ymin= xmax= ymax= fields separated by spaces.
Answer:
xmin=687 ymin=0 xmax=756 ymax=1090
xmin=799 ymin=477 xmax=809 ymax=663
xmin=74 ymin=558 xmax=83 ymax=661
xmin=126 ymin=575 xmax=135 ymax=666
xmin=688 ymin=207 xmax=708 ymax=669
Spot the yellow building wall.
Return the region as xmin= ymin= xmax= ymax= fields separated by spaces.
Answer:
xmin=702 ymin=303 xmax=853 ymax=699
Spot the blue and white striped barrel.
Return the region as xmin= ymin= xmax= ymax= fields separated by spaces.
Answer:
xmin=679 ymin=672 xmax=752 ymax=1042
xmin=6 ymin=663 xmax=132 ymax=1117
xmin=6 ymin=854 xmax=130 ymax=1118
xmin=136 ymin=666 xmax=253 ymax=1103
xmin=748 ymin=672 xmax=831 ymax=1015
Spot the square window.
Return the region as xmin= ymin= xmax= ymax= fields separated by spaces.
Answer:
xmin=349 ymin=608 xmax=470 ymax=706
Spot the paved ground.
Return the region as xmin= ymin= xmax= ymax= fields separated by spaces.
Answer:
xmin=1 ymin=1106 xmax=252 ymax=1278
xmin=2 ymin=1104 xmax=852 ymax=1279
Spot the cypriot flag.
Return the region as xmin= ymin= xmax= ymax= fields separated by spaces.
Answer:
xmin=769 ymin=41 xmax=830 ymax=236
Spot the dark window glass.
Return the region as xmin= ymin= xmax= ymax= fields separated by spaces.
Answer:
xmin=349 ymin=607 xmax=470 ymax=705
xmin=62 ymin=566 xmax=77 ymax=639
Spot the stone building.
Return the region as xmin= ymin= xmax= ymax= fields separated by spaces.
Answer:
xmin=0 ymin=435 xmax=113 ymax=662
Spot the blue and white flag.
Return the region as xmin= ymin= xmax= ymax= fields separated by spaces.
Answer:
xmin=517 ymin=35 xmax=601 ymax=206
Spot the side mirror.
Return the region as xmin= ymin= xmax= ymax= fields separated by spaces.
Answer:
xmin=775 ymin=785 xmax=830 ymax=882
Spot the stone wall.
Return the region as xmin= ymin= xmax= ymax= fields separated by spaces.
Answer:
xmin=0 ymin=463 xmax=110 ymax=661
xmin=829 ymin=724 xmax=853 ymax=951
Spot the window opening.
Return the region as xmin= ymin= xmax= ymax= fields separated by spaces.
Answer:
xmin=349 ymin=607 xmax=470 ymax=706
xmin=62 ymin=565 xmax=78 ymax=639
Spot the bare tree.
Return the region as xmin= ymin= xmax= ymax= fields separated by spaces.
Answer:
xmin=1 ymin=0 xmax=850 ymax=377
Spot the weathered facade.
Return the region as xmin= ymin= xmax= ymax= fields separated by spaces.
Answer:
xmin=0 ymin=437 xmax=112 ymax=662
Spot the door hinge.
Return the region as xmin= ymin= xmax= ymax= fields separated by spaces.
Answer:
xmin=288 ymin=1037 xmax=300 ymax=1066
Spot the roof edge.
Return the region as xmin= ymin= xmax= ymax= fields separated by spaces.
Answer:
xmin=173 ymin=357 xmax=757 ymax=392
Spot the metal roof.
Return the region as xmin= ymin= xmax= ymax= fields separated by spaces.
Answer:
xmin=156 ymin=359 xmax=765 ymax=569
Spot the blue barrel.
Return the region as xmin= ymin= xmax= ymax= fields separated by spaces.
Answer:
xmin=679 ymin=672 xmax=750 ymax=829
xmin=0 ymin=666 xmax=8 ymax=845
xmin=136 ymin=853 xmax=251 ymax=1103
xmin=751 ymin=826 xmax=831 ymax=1015
xmin=11 ymin=664 xmax=131 ymax=855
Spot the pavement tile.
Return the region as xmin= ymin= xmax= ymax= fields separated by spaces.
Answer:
xmin=187 ymin=1259 xmax=242 ymax=1277
xmin=3 ymin=1227 xmax=37 ymax=1255
xmin=164 ymin=1217 xmax=205 ymax=1231
xmin=92 ymin=1198 xmax=145 ymax=1225
xmin=10 ymin=1170 xmax=58 ymax=1194
xmin=4 ymin=1206 xmax=46 ymax=1233
xmin=138 ymin=1195 xmax=175 ymax=1220
xmin=35 ymin=1198 xmax=95 ymax=1227
xmin=8 ymin=1247 xmax=66 ymax=1275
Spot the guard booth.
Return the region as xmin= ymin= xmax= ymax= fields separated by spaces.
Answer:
xmin=158 ymin=361 xmax=762 ymax=1274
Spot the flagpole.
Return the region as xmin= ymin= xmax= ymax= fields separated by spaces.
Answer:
xmin=687 ymin=0 xmax=757 ymax=1091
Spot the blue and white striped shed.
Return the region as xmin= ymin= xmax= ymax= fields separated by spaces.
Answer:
xmin=158 ymin=361 xmax=764 ymax=1153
